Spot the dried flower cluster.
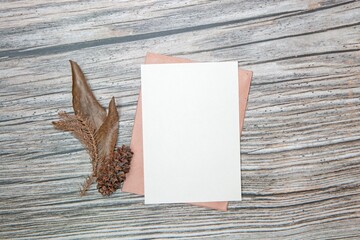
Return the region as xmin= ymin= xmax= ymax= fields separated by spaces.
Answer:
xmin=53 ymin=60 xmax=132 ymax=196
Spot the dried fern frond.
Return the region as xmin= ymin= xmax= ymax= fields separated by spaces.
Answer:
xmin=53 ymin=112 xmax=100 ymax=196
xmin=52 ymin=112 xmax=99 ymax=169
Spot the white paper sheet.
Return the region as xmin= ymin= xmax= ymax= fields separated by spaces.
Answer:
xmin=141 ymin=62 xmax=241 ymax=204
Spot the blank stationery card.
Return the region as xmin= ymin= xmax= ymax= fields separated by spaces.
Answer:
xmin=141 ymin=62 xmax=241 ymax=204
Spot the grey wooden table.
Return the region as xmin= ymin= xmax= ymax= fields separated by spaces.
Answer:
xmin=1 ymin=1 xmax=360 ymax=239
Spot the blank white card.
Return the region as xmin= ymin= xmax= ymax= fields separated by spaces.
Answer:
xmin=141 ymin=62 xmax=241 ymax=204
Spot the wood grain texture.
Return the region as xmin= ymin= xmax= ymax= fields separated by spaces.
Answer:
xmin=0 ymin=0 xmax=359 ymax=239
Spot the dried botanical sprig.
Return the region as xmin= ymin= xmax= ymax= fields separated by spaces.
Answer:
xmin=53 ymin=60 xmax=132 ymax=196
xmin=53 ymin=112 xmax=98 ymax=167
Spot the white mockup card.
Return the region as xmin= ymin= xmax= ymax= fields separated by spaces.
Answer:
xmin=141 ymin=62 xmax=241 ymax=204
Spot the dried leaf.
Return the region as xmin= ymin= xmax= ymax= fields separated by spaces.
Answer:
xmin=95 ymin=97 xmax=119 ymax=174
xmin=70 ymin=60 xmax=106 ymax=131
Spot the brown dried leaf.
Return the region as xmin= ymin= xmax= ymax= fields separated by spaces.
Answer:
xmin=70 ymin=60 xmax=106 ymax=131
xmin=95 ymin=97 xmax=119 ymax=175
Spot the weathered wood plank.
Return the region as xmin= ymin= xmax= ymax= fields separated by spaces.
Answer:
xmin=0 ymin=0 xmax=359 ymax=239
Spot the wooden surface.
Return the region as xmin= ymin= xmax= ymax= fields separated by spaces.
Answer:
xmin=1 ymin=0 xmax=360 ymax=239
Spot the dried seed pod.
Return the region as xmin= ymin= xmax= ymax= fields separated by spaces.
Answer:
xmin=96 ymin=145 xmax=133 ymax=196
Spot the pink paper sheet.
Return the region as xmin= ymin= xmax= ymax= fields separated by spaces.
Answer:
xmin=122 ymin=53 xmax=253 ymax=211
